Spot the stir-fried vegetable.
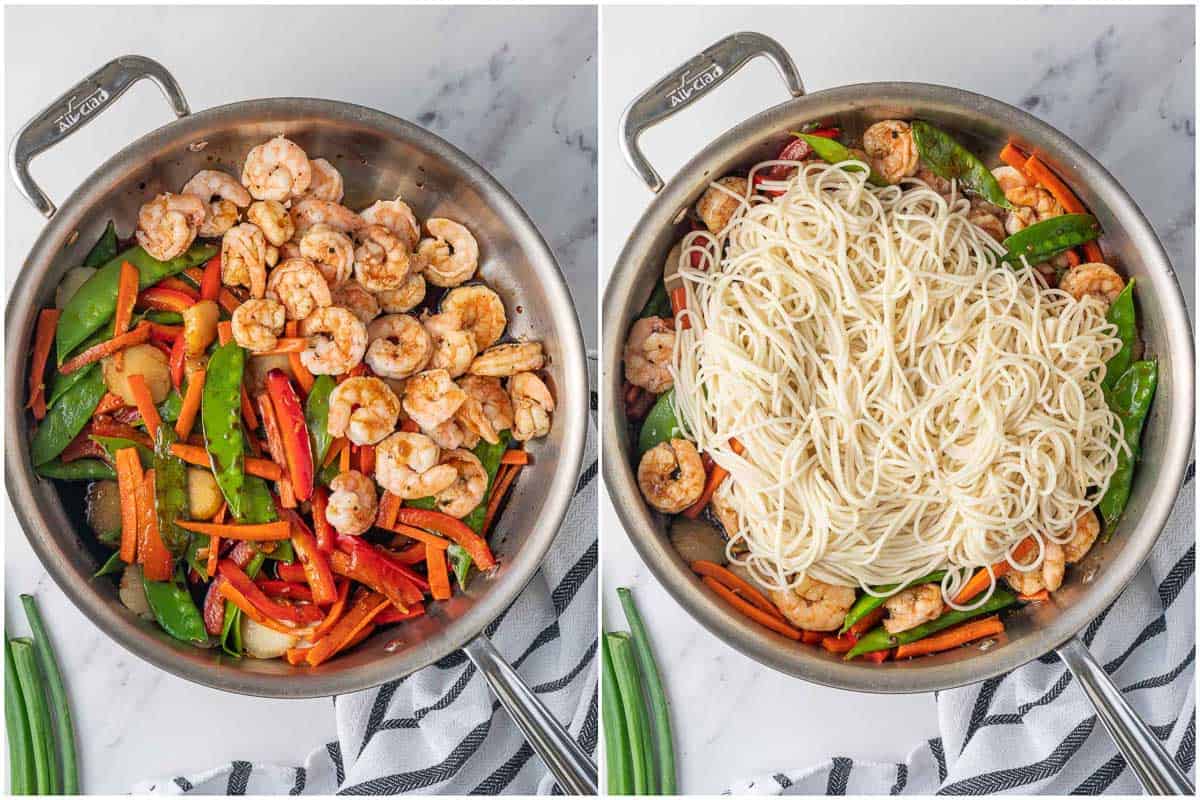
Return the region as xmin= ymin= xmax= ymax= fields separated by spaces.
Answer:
xmin=911 ymin=120 xmax=1011 ymax=208
xmin=1001 ymin=213 xmax=1101 ymax=265
xmin=794 ymin=133 xmax=886 ymax=186
xmin=30 ymin=363 xmax=106 ymax=466
xmin=637 ymin=389 xmax=681 ymax=454
xmin=1098 ymin=360 xmax=1158 ymax=529
xmin=839 ymin=571 xmax=947 ymax=635
xmin=34 ymin=458 xmax=115 ymax=481
xmin=847 ymin=588 xmax=1018 ymax=659
xmin=304 ymin=375 xmax=336 ymax=466
xmin=202 ymin=342 xmax=248 ymax=517
xmin=1103 ymin=280 xmax=1137 ymax=395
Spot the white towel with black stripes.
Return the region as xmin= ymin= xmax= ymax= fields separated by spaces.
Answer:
xmin=136 ymin=419 xmax=598 ymax=796
xmin=728 ymin=479 xmax=1195 ymax=796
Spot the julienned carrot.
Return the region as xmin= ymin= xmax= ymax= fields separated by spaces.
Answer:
xmin=115 ymin=448 xmax=143 ymax=564
xmin=682 ymin=463 xmax=729 ymax=519
xmin=170 ymin=443 xmax=282 ymax=481
xmin=821 ymin=635 xmax=856 ymax=654
xmin=95 ymin=392 xmax=127 ymax=416
xmin=339 ymin=440 xmax=352 ymax=471
xmin=113 ymin=261 xmax=139 ymax=336
xmin=216 ymin=582 xmax=302 ymax=635
xmin=138 ymin=470 xmax=173 ymax=581
xmin=358 ymin=443 xmax=375 ymax=475
xmin=426 ymin=545 xmax=452 ymax=601
xmin=1024 ymin=155 xmax=1086 ymax=214
xmin=1065 ymin=249 xmax=1082 ymax=267
xmin=206 ymin=534 xmax=220 ymax=578
xmin=701 ymin=576 xmax=801 ymax=641
xmin=323 ymin=437 xmax=348 ymax=468
xmin=499 ymin=449 xmax=529 ymax=466
xmin=953 ymin=537 xmax=1037 ymax=605
xmin=257 ymin=338 xmax=306 ymax=355
xmin=217 ymin=321 xmax=233 ymax=346
xmin=126 ymin=374 xmax=162 ymax=438
xmin=689 ymin=561 xmax=782 ymax=620
xmin=998 ymin=142 xmax=1032 ymax=178
xmin=27 ymin=308 xmax=60 ymax=419
xmin=58 ymin=323 xmax=150 ymax=375
xmin=482 ymin=463 xmax=521 ymax=536
xmin=174 ymin=370 xmax=206 ymax=439
xmin=669 ymin=286 xmax=690 ymax=330
xmin=848 ymin=607 xmax=886 ymax=639
xmin=306 ymin=591 xmax=390 ymax=666
xmin=387 ymin=522 xmax=450 ymax=550
xmin=391 ymin=544 xmax=427 ymax=565
xmin=376 ymin=491 xmax=401 ymax=529
xmin=395 ymin=507 xmax=496 ymax=571
xmin=240 ymin=385 xmax=259 ymax=432
xmin=309 ymin=580 xmax=351 ymax=642
xmin=285 ymin=321 xmax=315 ymax=393
xmin=894 ymin=615 xmax=1005 ymax=660
xmin=175 ymin=519 xmax=291 ymax=540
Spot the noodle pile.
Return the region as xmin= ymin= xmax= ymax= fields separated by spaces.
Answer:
xmin=671 ymin=159 xmax=1126 ymax=603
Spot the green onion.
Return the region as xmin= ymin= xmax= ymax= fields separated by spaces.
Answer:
xmin=605 ymin=632 xmax=653 ymax=794
xmin=617 ymin=588 xmax=677 ymax=794
xmin=5 ymin=639 xmax=35 ymax=794
xmin=601 ymin=635 xmax=633 ymax=794
xmin=21 ymin=596 xmax=79 ymax=794
xmin=9 ymin=638 xmax=56 ymax=794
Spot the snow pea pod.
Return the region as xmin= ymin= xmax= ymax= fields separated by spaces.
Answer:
xmin=143 ymin=573 xmax=208 ymax=645
xmin=92 ymin=435 xmax=154 ymax=467
xmin=30 ymin=363 xmax=106 ymax=466
xmin=448 ymin=544 xmax=473 ymax=590
xmin=202 ymin=342 xmax=247 ymax=518
xmin=911 ymin=121 xmax=1012 ymax=209
xmin=83 ymin=221 xmax=119 ymax=268
xmin=1000 ymin=214 xmax=1101 ymax=265
xmin=838 ymin=571 xmax=946 ymax=634
xmin=638 ymin=281 xmax=672 ymax=319
xmin=1102 ymin=280 xmax=1137 ymax=395
xmin=846 ymin=588 xmax=1017 ymax=659
xmin=305 ymin=375 xmax=336 ymax=466
xmin=221 ymin=551 xmax=266 ymax=657
xmin=237 ymin=476 xmax=278 ymax=524
xmin=93 ymin=550 xmax=124 ymax=578
xmin=794 ymin=133 xmax=886 ymax=186
xmin=56 ymin=243 xmax=217 ymax=364
xmin=153 ymin=426 xmax=190 ymax=559
xmin=638 ymin=389 xmax=682 ymax=454
xmin=35 ymin=458 xmax=115 ymax=481
xmin=46 ymin=311 xmax=148 ymax=408
xmin=1098 ymin=360 xmax=1157 ymax=530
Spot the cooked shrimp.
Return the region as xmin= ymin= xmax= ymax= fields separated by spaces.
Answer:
xmin=241 ymin=135 xmax=311 ymax=202
xmin=325 ymin=470 xmax=377 ymax=536
xmin=883 ymin=584 xmax=943 ymax=634
xmin=863 ymin=120 xmax=920 ymax=184
xmin=441 ymin=285 xmax=507 ymax=348
xmin=375 ymin=273 xmax=426 ymax=313
xmin=266 ymin=257 xmax=332 ymax=320
xmin=289 ymin=198 xmax=365 ymax=237
xmin=969 ymin=208 xmax=1006 ymax=242
xmin=374 ymin=432 xmax=457 ymax=499
xmin=354 ymin=224 xmax=411 ymax=291
xmin=402 ymin=369 xmax=466 ymax=430
xmin=432 ymin=449 xmax=488 ymax=519
xmin=992 ymin=166 xmax=1064 ymax=234
xmin=468 ymin=342 xmax=544 ymax=378
xmin=181 ymin=170 xmax=251 ymax=238
xmin=623 ymin=316 xmax=674 ymax=394
xmin=299 ymin=223 xmax=356 ymax=285
xmin=770 ymin=577 xmax=857 ymax=632
xmin=330 ymin=279 xmax=380 ymax=324
xmin=306 ymin=158 xmax=344 ymax=203
xmin=365 ymin=314 xmax=432 ymax=379
xmin=221 ymin=223 xmax=269 ymax=298
xmin=1059 ymin=263 xmax=1125 ymax=307
xmin=1064 ymin=510 xmax=1101 ymax=564
xmin=459 ymin=375 xmax=514 ymax=432
xmin=245 ymin=199 xmax=295 ymax=247
xmin=327 ymin=376 xmax=401 ymax=445
xmin=637 ymin=439 xmax=705 ymax=514
xmin=710 ymin=487 xmax=739 ymax=536
xmin=136 ymin=193 xmax=205 ymax=261
xmin=427 ymin=417 xmax=478 ymax=451
xmin=230 ymin=298 xmax=285 ymax=353
xmin=360 ymin=199 xmax=420 ymax=250
xmin=419 ymin=219 xmax=479 ymax=287
xmin=299 ymin=306 xmax=367 ymax=375
xmin=509 ymin=372 xmax=554 ymax=442
xmin=455 ymin=394 xmax=500 ymax=445
xmin=1006 ymin=539 xmax=1066 ymax=594
xmin=265 ymin=244 xmax=280 ymax=268
xmin=423 ymin=311 xmax=478 ymax=378
xmin=992 ymin=165 xmax=1029 ymax=196
xmin=696 ymin=176 xmax=749 ymax=233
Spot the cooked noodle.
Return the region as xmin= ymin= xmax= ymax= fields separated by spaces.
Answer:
xmin=670 ymin=158 xmax=1127 ymax=606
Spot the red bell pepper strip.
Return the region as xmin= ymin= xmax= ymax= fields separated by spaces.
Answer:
xmin=375 ymin=602 xmax=426 ymax=625
xmin=305 ymin=590 xmax=390 ymax=666
xmin=156 ymin=276 xmax=200 ymax=300
xmin=266 ymin=369 xmax=314 ymax=501
xmin=285 ymin=510 xmax=338 ymax=605
xmin=168 ymin=329 xmax=187 ymax=391
xmin=60 ymin=428 xmax=109 ymax=464
xmin=136 ymin=286 xmax=196 ymax=313
xmin=335 ymin=535 xmax=430 ymax=595
xmin=254 ymin=580 xmax=315 ymax=602
xmin=217 ymin=560 xmax=318 ymax=626
xmin=395 ymin=507 xmax=496 ymax=570
xmin=765 ymin=137 xmax=814 ymax=179
xmin=27 ymin=308 xmax=61 ymax=420
xmin=806 ymin=127 xmax=840 ymax=139
xmin=309 ymin=579 xmax=350 ymax=642
xmin=202 ymin=578 xmax=227 ymax=635
xmin=328 ymin=550 xmax=415 ymax=612
xmin=310 ymin=486 xmax=337 ymax=552
xmin=276 ymin=562 xmax=308 ymax=583
xmin=198 ymin=255 xmax=222 ymax=302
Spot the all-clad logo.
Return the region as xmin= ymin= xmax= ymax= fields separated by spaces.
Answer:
xmin=667 ymin=64 xmax=724 ymax=108
xmin=53 ymin=87 xmax=109 ymax=133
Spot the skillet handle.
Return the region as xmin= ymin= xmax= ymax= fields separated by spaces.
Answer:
xmin=10 ymin=55 xmax=189 ymax=218
xmin=1056 ymin=635 xmax=1193 ymax=794
xmin=619 ymin=31 xmax=804 ymax=193
xmin=462 ymin=634 xmax=598 ymax=795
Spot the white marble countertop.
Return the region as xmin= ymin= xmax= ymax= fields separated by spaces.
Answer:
xmin=4 ymin=5 xmax=596 ymax=793
xmin=600 ymin=5 xmax=1194 ymax=794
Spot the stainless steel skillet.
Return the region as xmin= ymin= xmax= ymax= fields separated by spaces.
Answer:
xmin=603 ymin=33 xmax=1193 ymax=794
xmin=8 ymin=55 xmax=596 ymax=793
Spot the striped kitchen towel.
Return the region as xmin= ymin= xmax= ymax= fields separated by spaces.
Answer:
xmin=137 ymin=414 xmax=598 ymax=796
xmin=728 ymin=468 xmax=1194 ymax=796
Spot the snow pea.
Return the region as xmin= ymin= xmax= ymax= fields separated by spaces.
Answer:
xmin=838 ymin=571 xmax=946 ymax=634
xmin=794 ymin=133 xmax=886 ymax=186
xmin=911 ymin=121 xmax=1012 ymax=209
xmin=132 ymin=390 xmax=183 ymax=428
xmin=1001 ymin=214 xmax=1101 ymax=265
xmin=1102 ymin=280 xmax=1137 ymax=395
xmin=143 ymin=572 xmax=208 ymax=645
xmin=91 ymin=435 xmax=154 ymax=467
xmin=448 ymin=544 xmax=473 ymax=590
xmin=56 ymin=243 xmax=217 ymax=364
xmin=35 ymin=458 xmax=115 ymax=481
xmin=143 ymin=310 xmax=183 ymax=325
xmin=1098 ymin=360 xmax=1158 ymax=530
xmin=638 ymin=389 xmax=682 ymax=454
xmin=202 ymin=342 xmax=247 ymax=518
xmin=93 ymin=550 xmax=124 ymax=578
xmin=638 ymin=281 xmax=671 ymax=319
xmin=305 ymin=375 xmax=336 ymax=466
xmin=83 ymin=221 xmax=119 ymax=268
xmin=846 ymin=588 xmax=1017 ymax=659
xmin=30 ymin=363 xmax=106 ymax=466
xmin=221 ymin=551 xmax=266 ymax=657
xmin=46 ymin=311 xmax=148 ymax=408
xmin=153 ymin=427 xmax=190 ymax=559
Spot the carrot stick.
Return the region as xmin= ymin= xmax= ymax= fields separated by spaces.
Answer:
xmin=689 ymin=560 xmax=782 ymax=620
xmin=999 ymin=142 xmax=1031 ymax=178
xmin=669 ymin=286 xmax=690 ymax=330
xmin=126 ymin=373 xmax=162 ymax=438
xmin=257 ymin=338 xmax=307 ymax=355
xmin=391 ymin=543 xmax=428 ymax=565
xmin=499 ymin=449 xmax=529 ymax=466
xmin=1081 ymin=241 xmax=1105 ymax=264
xmin=386 ymin=522 xmax=450 ymax=550
xmin=113 ymin=261 xmax=139 ymax=337
xmin=309 ymin=580 xmax=351 ymax=643
xmin=375 ymin=491 xmax=401 ymax=529
xmin=701 ymin=576 xmax=801 ymax=640
xmin=339 ymin=440 xmax=351 ymax=472
xmin=1018 ymin=589 xmax=1050 ymax=603
xmin=1025 ymin=154 xmax=1105 ymax=263
xmin=95 ymin=392 xmax=128 ymax=416
xmin=59 ymin=323 xmax=150 ymax=374
xmin=285 ymin=321 xmax=314 ymax=393
xmin=821 ymin=635 xmax=856 ymax=654
xmin=217 ymin=321 xmax=233 ymax=346
xmin=175 ymin=519 xmax=291 ymax=540
xmin=206 ymin=534 xmax=221 ymax=578
xmin=482 ymin=463 xmax=521 ymax=535
xmin=139 ymin=469 xmax=173 ymax=581
xmin=1065 ymin=249 xmax=1081 ymax=267
xmin=426 ymin=545 xmax=452 ymax=601
xmin=894 ymin=615 xmax=1005 ymax=660
xmin=323 ymin=437 xmax=348 ymax=469
xmin=115 ymin=448 xmax=143 ymax=564
xmin=284 ymin=648 xmax=310 ymax=666
xmin=27 ymin=308 xmax=60 ymax=419
xmin=216 ymin=582 xmax=305 ymax=635
xmin=952 ymin=537 xmax=1037 ymax=605
xmin=682 ymin=463 xmax=729 ymax=519
xmin=170 ymin=443 xmax=282 ymax=481
xmin=240 ymin=385 xmax=259 ymax=432
xmin=848 ymin=607 xmax=886 ymax=639
xmin=305 ymin=591 xmax=390 ymax=666
xmin=174 ymin=369 xmax=206 ymax=439
xmin=357 ymin=443 xmax=375 ymax=475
